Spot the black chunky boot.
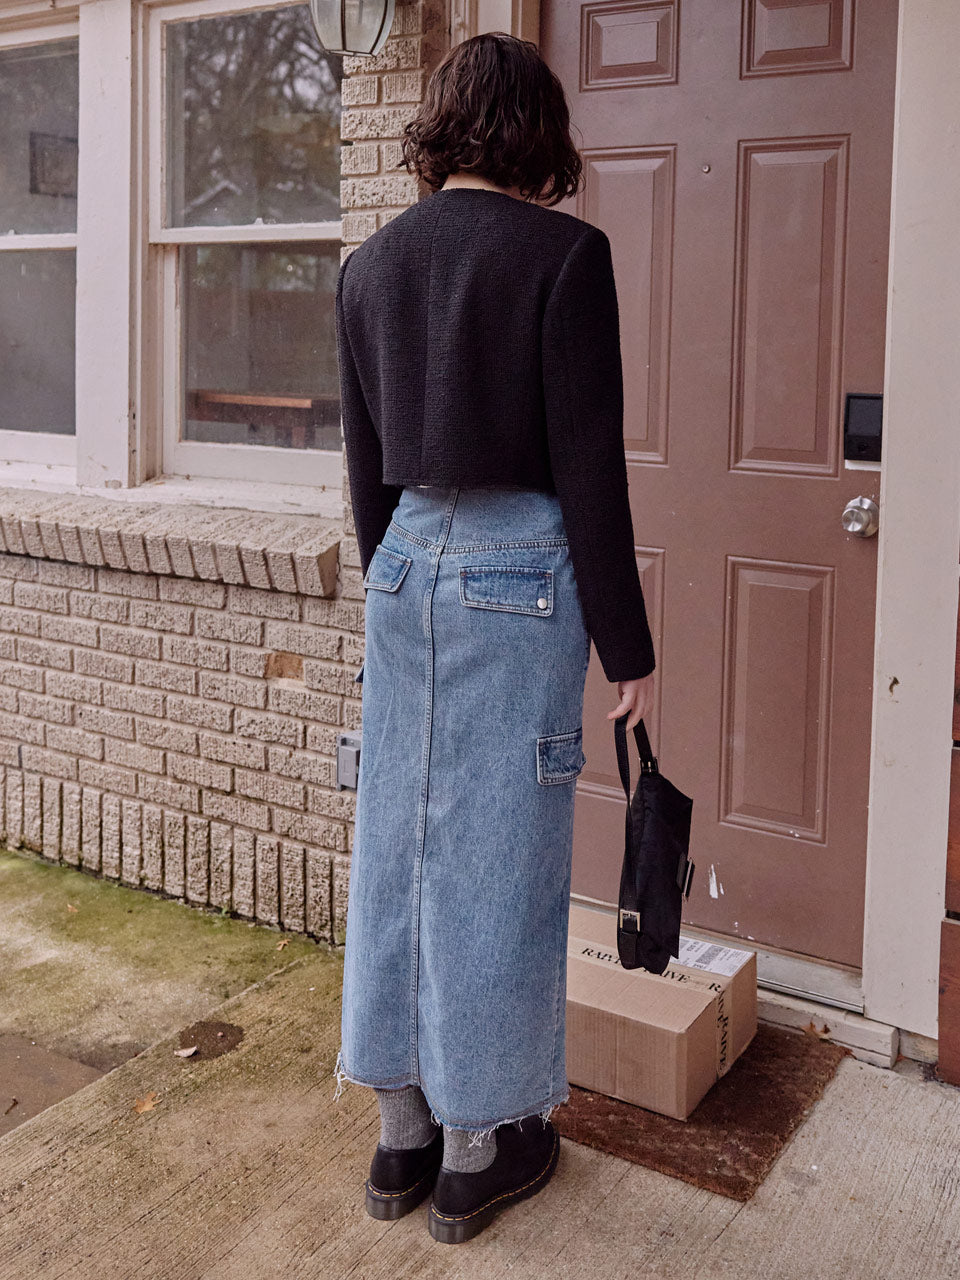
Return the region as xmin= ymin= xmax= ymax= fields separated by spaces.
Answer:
xmin=365 ymin=1126 xmax=444 ymax=1220
xmin=427 ymin=1117 xmax=560 ymax=1244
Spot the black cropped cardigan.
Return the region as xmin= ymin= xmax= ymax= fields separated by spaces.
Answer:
xmin=334 ymin=185 xmax=656 ymax=682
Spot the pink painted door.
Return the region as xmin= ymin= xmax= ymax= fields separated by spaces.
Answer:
xmin=541 ymin=0 xmax=899 ymax=965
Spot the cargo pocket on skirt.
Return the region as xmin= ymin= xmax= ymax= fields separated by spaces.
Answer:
xmin=536 ymin=727 xmax=586 ymax=785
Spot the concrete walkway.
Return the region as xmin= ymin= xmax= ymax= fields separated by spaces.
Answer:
xmin=2 ymin=942 xmax=960 ymax=1279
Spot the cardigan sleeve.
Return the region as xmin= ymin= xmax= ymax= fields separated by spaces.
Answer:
xmin=335 ymin=254 xmax=405 ymax=578
xmin=541 ymin=225 xmax=657 ymax=683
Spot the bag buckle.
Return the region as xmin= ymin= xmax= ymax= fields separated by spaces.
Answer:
xmin=618 ymin=908 xmax=640 ymax=933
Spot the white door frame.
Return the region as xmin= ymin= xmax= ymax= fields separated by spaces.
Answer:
xmin=862 ymin=0 xmax=960 ymax=1039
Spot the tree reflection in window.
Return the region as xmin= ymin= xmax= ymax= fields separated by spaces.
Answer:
xmin=165 ymin=5 xmax=341 ymax=227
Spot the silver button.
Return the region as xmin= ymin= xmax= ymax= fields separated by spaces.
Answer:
xmin=537 ymin=597 xmax=548 ymax=609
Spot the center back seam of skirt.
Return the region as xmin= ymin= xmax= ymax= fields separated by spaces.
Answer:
xmin=411 ymin=487 xmax=461 ymax=1086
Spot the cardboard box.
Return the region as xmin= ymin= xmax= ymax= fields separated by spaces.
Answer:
xmin=565 ymin=904 xmax=758 ymax=1120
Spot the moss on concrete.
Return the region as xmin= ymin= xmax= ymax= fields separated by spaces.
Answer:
xmin=0 ymin=848 xmax=342 ymax=1072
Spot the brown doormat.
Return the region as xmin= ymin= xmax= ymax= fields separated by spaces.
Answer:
xmin=553 ymin=1023 xmax=849 ymax=1201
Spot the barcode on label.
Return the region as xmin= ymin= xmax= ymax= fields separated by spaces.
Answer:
xmin=673 ymin=935 xmax=753 ymax=976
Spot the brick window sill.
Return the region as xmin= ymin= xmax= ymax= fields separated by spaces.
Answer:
xmin=0 ymin=486 xmax=342 ymax=597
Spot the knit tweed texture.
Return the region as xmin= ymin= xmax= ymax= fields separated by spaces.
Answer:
xmin=334 ymin=185 xmax=656 ymax=683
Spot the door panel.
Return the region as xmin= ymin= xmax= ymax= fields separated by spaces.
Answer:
xmin=545 ymin=0 xmax=899 ymax=966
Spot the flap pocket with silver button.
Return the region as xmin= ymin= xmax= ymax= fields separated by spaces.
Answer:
xmin=536 ymin=727 xmax=586 ymax=785
xmin=363 ymin=544 xmax=413 ymax=592
xmin=459 ymin=565 xmax=554 ymax=616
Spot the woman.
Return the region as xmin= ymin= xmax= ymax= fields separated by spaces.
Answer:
xmin=332 ymin=31 xmax=656 ymax=1243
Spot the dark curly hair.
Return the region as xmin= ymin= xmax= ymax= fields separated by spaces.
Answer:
xmin=399 ymin=33 xmax=583 ymax=207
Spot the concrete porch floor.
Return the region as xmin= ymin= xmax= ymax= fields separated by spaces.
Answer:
xmin=0 ymin=846 xmax=322 ymax=1139
xmin=1 ymin=852 xmax=959 ymax=1278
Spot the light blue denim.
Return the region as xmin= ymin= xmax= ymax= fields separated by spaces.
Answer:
xmin=333 ymin=485 xmax=590 ymax=1134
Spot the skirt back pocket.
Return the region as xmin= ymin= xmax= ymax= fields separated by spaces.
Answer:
xmin=459 ymin=565 xmax=554 ymax=616
xmin=363 ymin=544 xmax=413 ymax=592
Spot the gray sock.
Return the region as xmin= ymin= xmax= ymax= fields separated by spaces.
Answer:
xmin=374 ymin=1085 xmax=438 ymax=1149
xmin=442 ymin=1124 xmax=498 ymax=1172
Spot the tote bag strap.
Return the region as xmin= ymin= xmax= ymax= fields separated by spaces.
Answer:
xmin=614 ymin=713 xmax=658 ymax=902
xmin=614 ymin=713 xmax=657 ymax=806
xmin=614 ymin=713 xmax=656 ymax=943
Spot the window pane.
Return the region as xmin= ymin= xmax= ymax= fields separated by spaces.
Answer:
xmin=0 ymin=40 xmax=79 ymax=235
xmin=165 ymin=6 xmax=341 ymax=227
xmin=0 ymin=251 xmax=76 ymax=435
xmin=181 ymin=242 xmax=341 ymax=449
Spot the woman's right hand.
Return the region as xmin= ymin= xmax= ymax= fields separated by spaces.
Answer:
xmin=607 ymin=673 xmax=655 ymax=732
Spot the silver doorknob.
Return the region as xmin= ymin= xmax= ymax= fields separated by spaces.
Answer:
xmin=842 ymin=496 xmax=880 ymax=537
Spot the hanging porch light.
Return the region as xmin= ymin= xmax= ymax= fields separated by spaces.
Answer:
xmin=308 ymin=0 xmax=396 ymax=56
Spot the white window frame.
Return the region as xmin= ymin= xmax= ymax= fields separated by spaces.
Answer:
xmin=0 ymin=0 xmax=344 ymax=502
xmin=144 ymin=0 xmax=344 ymax=489
xmin=0 ymin=18 xmax=80 ymax=468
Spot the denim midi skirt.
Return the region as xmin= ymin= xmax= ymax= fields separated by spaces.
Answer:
xmin=333 ymin=485 xmax=591 ymax=1133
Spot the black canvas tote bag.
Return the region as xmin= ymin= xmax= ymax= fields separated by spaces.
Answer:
xmin=614 ymin=713 xmax=695 ymax=975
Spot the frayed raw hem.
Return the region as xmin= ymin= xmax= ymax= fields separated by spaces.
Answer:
xmin=423 ymin=1085 xmax=570 ymax=1139
xmin=333 ymin=1048 xmax=569 ymax=1137
xmin=332 ymin=1047 xmax=417 ymax=1101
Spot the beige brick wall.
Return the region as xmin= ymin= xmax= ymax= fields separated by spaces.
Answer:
xmin=0 ymin=550 xmax=364 ymax=942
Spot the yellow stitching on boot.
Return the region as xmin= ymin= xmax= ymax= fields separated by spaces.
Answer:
xmin=368 ymin=1137 xmax=443 ymax=1199
xmin=367 ymin=1165 xmax=436 ymax=1199
xmin=430 ymin=1132 xmax=558 ymax=1222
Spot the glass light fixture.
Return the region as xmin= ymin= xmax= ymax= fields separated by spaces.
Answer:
xmin=308 ymin=0 xmax=396 ymax=55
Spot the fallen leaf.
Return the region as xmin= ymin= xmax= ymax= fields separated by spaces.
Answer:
xmin=174 ymin=1045 xmax=198 ymax=1058
xmin=134 ymin=1091 xmax=160 ymax=1114
xmin=801 ymin=1020 xmax=831 ymax=1040
xmin=276 ymin=939 xmax=290 ymax=951
xmin=66 ymin=904 xmax=78 ymax=913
